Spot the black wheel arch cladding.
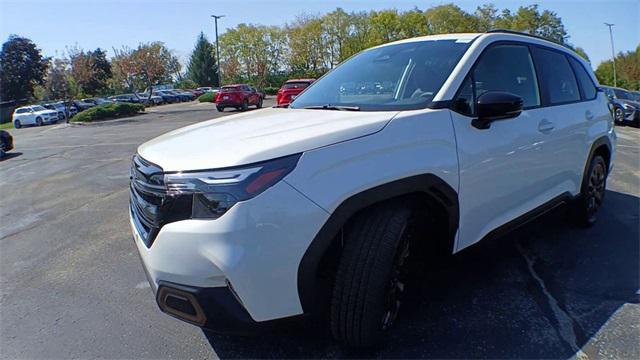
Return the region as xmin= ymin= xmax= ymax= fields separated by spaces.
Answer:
xmin=296 ymin=173 xmax=459 ymax=314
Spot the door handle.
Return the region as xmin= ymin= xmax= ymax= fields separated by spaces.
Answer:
xmin=585 ymin=110 xmax=594 ymax=120
xmin=538 ymin=119 xmax=555 ymax=133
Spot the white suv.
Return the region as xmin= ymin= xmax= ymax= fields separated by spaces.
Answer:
xmin=130 ymin=31 xmax=615 ymax=347
xmin=12 ymin=105 xmax=59 ymax=128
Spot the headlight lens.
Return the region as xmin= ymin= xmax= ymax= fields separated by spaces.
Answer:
xmin=163 ymin=154 xmax=301 ymax=219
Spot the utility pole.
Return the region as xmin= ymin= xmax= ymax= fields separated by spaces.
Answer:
xmin=604 ymin=23 xmax=617 ymax=87
xmin=211 ymin=14 xmax=225 ymax=87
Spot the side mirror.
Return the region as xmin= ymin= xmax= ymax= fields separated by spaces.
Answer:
xmin=472 ymin=91 xmax=524 ymax=129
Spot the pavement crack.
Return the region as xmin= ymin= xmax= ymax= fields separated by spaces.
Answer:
xmin=516 ymin=242 xmax=588 ymax=360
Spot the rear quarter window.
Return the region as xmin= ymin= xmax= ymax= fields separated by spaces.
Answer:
xmin=567 ymin=56 xmax=597 ymax=100
xmin=532 ymin=47 xmax=580 ymax=105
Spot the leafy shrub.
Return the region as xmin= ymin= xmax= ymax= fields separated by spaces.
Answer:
xmin=72 ymin=103 xmax=144 ymax=122
xmin=198 ymin=92 xmax=215 ymax=102
xmin=263 ymin=87 xmax=279 ymax=95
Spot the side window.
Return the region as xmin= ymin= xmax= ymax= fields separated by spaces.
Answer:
xmin=532 ymin=47 xmax=580 ymax=104
xmin=453 ymin=76 xmax=475 ymax=115
xmin=473 ymin=44 xmax=540 ymax=108
xmin=15 ymin=108 xmax=27 ymax=114
xmin=568 ymin=56 xmax=597 ymax=100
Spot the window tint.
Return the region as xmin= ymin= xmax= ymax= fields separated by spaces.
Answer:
xmin=568 ymin=57 xmax=597 ymax=100
xmin=473 ymin=44 xmax=540 ymax=108
xmin=15 ymin=108 xmax=29 ymax=114
xmin=453 ymin=76 xmax=475 ymax=115
xmin=532 ymin=47 xmax=580 ymax=104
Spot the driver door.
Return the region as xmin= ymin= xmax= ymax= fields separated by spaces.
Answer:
xmin=450 ymin=43 xmax=551 ymax=250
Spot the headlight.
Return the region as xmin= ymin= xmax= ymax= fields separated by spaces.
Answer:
xmin=163 ymin=154 xmax=301 ymax=219
xmin=623 ymin=103 xmax=635 ymax=110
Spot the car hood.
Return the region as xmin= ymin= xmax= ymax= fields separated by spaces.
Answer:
xmin=138 ymin=107 xmax=398 ymax=171
xmin=621 ymin=99 xmax=640 ymax=108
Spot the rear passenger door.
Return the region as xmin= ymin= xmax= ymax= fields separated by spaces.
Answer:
xmin=530 ymin=47 xmax=599 ymax=196
xmin=450 ymin=43 xmax=552 ymax=250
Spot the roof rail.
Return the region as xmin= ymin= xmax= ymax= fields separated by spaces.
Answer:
xmin=486 ymin=29 xmax=555 ymax=43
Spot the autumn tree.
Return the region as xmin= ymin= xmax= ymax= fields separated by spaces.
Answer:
xmin=69 ymin=47 xmax=111 ymax=96
xmin=111 ymin=43 xmax=176 ymax=97
xmin=0 ymin=35 xmax=49 ymax=101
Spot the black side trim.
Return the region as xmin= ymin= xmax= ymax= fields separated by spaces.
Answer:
xmin=297 ymin=174 xmax=459 ymax=313
xmin=480 ymin=192 xmax=573 ymax=243
xmin=156 ymin=281 xmax=304 ymax=335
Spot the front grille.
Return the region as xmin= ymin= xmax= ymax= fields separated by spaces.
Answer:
xmin=129 ymin=155 xmax=192 ymax=247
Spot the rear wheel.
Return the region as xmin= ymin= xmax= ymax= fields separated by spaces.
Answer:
xmin=257 ymin=98 xmax=263 ymax=109
xmin=36 ymin=117 xmax=43 ymax=126
xmin=330 ymin=203 xmax=414 ymax=348
xmin=613 ymin=107 xmax=625 ymax=124
xmin=14 ymin=120 xmax=21 ymax=129
xmin=216 ymin=106 xmax=224 ymax=112
xmin=573 ymin=155 xmax=607 ymax=227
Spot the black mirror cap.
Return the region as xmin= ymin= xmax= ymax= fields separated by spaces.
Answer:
xmin=477 ymin=91 xmax=524 ymax=122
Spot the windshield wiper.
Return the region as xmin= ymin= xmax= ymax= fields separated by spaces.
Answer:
xmin=302 ymin=104 xmax=361 ymax=111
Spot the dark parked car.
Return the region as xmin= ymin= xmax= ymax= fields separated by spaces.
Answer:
xmin=0 ymin=130 xmax=13 ymax=158
xmin=214 ymin=84 xmax=263 ymax=112
xmin=601 ymin=86 xmax=640 ymax=125
xmin=73 ymin=100 xmax=95 ymax=111
xmin=109 ymin=94 xmax=141 ymax=103
xmin=153 ymin=90 xmax=179 ymax=103
xmin=82 ymin=97 xmax=113 ymax=106
xmin=171 ymin=89 xmax=195 ymax=102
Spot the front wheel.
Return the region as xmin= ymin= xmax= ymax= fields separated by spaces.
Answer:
xmin=216 ymin=106 xmax=224 ymax=112
xmin=241 ymin=99 xmax=248 ymax=111
xmin=330 ymin=204 xmax=414 ymax=348
xmin=256 ymin=98 xmax=263 ymax=109
xmin=36 ymin=117 xmax=43 ymax=126
xmin=573 ymin=155 xmax=607 ymax=227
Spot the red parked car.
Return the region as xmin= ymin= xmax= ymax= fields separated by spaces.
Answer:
xmin=276 ymin=79 xmax=315 ymax=106
xmin=215 ymin=84 xmax=263 ymax=112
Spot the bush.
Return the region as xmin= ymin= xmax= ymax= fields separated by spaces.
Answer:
xmin=263 ymin=87 xmax=279 ymax=95
xmin=72 ymin=102 xmax=145 ymax=122
xmin=198 ymin=92 xmax=215 ymax=102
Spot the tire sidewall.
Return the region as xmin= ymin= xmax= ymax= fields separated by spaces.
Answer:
xmin=578 ymin=155 xmax=607 ymax=226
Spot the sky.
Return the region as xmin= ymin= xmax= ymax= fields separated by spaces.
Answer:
xmin=0 ymin=0 xmax=638 ymax=70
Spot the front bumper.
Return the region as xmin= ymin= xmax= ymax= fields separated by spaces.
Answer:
xmin=130 ymin=180 xmax=329 ymax=330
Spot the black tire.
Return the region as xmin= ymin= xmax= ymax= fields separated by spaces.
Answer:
xmin=36 ymin=117 xmax=43 ymax=126
xmin=613 ymin=106 xmax=625 ymax=124
xmin=330 ymin=204 xmax=414 ymax=348
xmin=216 ymin=106 xmax=224 ymax=112
xmin=14 ymin=120 xmax=21 ymax=129
xmin=573 ymin=155 xmax=607 ymax=227
xmin=257 ymin=98 xmax=263 ymax=109
xmin=241 ymin=99 xmax=249 ymax=111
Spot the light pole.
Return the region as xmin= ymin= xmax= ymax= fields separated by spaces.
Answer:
xmin=211 ymin=14 xmax=225 ymax=87
xmin=604 ymin=22 xmax=617 ymax=87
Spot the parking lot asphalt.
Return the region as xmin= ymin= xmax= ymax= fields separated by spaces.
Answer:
xmin=1 ymin=100 xmax=638 ymax=359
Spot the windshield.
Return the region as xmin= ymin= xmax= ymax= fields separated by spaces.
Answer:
xmin=283 ymin=82 xmax=311 ymax=90
xmin=290 ymin=39 xmax=472 ymax=111
xmin=32 ymin=105 xmax=47 ymax=111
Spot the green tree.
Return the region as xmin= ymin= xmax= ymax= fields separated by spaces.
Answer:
xmin=494 ymin=5 xmax=567 ymax=44
xmin=187 ymin=33 xmax=218 ymax=87
xmin=596 ymin=46 xmax=640 ymax=90
xmin=0 ymin=35 xmax=49 ymax=101
xmin=424 ymin=5 xmax=480 ymax=34
xmin=399 ymin=8 xmax=428 ymax=38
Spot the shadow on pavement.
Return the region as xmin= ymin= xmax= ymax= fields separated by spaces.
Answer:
xmin=204 ymin=190 xmax=639 ymax=358
xmin=0 ymin=152 xmax=22 ymax=161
